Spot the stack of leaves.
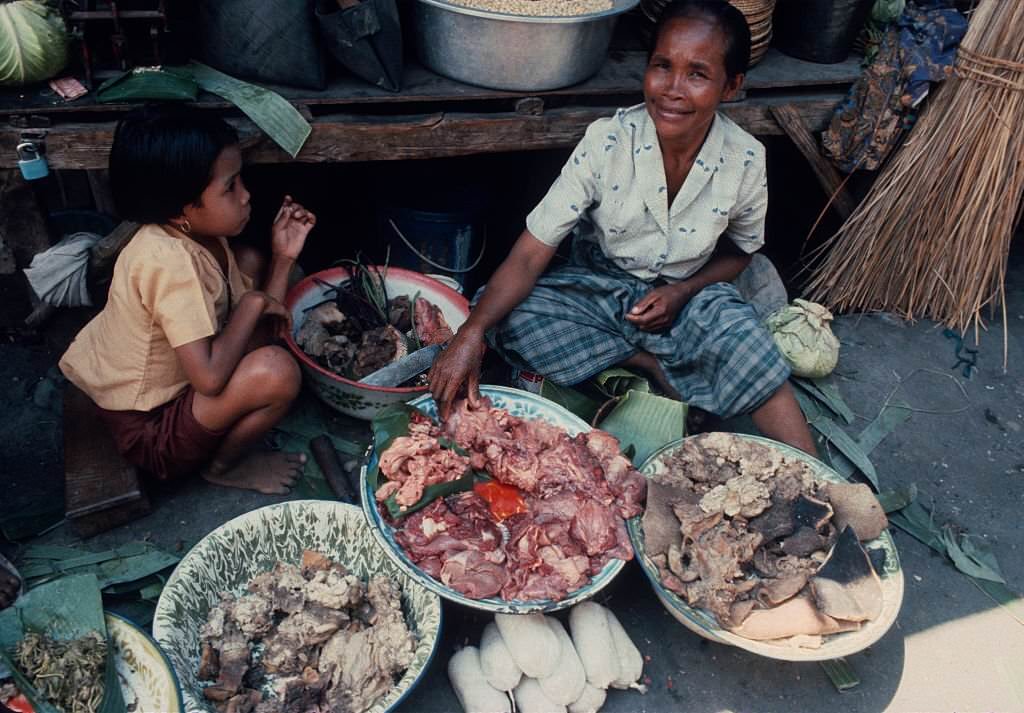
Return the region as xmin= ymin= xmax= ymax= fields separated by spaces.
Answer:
xmin=0 ymin=574 xmax=125 ymax=713
xmin=807 ymin=0 xmax=1024 ymax=365
xmin=15 ymin=541 xmax=180 ymax=628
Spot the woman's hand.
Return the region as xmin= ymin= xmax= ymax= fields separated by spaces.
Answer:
xmin=625 ymin=282 xmax=696 ymax=332
xmin=271 ymin=195 xmax=317 ymax=261
xmin=429 ymin=327 xmax=486 ymax=420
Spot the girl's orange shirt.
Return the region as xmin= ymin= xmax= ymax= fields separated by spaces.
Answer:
xmin=59 ymin=223 xmax=253 ymax=412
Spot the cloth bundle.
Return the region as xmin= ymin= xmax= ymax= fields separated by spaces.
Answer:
xmin=23 ymin=231 xmax=101 ymax=307
xmin=822 ymin=0 xmax=967 ymax=172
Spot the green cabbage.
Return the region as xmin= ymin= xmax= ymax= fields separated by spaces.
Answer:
xmin=765 ymin=299 xmax=841 ymax=379
xmin=0 ymin=0 xmax=67 ymax=87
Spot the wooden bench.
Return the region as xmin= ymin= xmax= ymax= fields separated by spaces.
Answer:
xmin=64 ymin=385 xmax=151 ymax=537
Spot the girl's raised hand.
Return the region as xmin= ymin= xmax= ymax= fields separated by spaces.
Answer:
xmin=272 ymin=195 xmax=317 ymax=260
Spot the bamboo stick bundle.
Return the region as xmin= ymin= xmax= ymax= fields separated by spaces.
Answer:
xmin=806 ymin=0 xmax=1024 ymax=360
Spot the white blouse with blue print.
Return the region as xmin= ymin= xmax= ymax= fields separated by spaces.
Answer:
xmin=525 ymin=103 xmax=768 ymax=282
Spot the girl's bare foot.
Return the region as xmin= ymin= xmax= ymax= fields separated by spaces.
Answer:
xmin=201 ymin=451 xmax=307 ymax=495
xmin=0 ymin=567 xmax=20 ymax=610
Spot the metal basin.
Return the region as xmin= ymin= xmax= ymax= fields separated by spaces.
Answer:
xmin=414 ymin=0 xmax=640 ymax=91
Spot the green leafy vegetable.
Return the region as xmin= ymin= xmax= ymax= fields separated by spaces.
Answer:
xmin=0 ymin=0 xmax=68 ymax=87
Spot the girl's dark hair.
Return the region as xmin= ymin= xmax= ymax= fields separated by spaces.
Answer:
xmin=649 ymin=0 xmax=751 ymax=79
xmin=109 ymin=105 xmax=239 ymax=224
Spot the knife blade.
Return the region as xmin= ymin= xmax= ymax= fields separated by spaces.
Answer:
xmin=358 ymin=343 xmax=443 ymax=387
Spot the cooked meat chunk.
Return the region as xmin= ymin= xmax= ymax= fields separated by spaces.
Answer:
xmin=198 ymin=641 xmax=220 ymax=681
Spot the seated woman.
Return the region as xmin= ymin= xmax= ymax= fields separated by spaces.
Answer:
xmin=430 ymin=0 xmax=815 ymax=454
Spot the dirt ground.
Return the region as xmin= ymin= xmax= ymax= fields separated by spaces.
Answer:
xmin=0 ymin=236 xmax=1022 ymax=712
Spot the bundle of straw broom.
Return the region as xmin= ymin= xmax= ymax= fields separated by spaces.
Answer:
xmin=806 ymin=0 xmax=1024 ymax=363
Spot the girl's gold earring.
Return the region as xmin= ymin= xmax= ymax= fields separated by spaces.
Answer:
xmin=180 ymin=219 xmax=192 ymax=235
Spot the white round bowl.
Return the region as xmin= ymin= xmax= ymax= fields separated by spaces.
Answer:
xmin=284 ymin=266 xmax=470 ymax=420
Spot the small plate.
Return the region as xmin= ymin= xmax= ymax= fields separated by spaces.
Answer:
xmin=626 ymin=433 xmax=904 ymax=662
xmin=106 ymin=612 xmax=184 ymax=713
xmin=361 ymin=385 xmax=628 ymax=613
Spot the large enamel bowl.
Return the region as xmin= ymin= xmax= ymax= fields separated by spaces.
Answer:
xmin=153 ymin=501 xmax=443 ymax=713
xmin=626 ymin=433 xmax=904 ymax=662
xmin=284 ymin=267 xmax=471 ymax=420
xmin=361 ymin=385 xmax=629 ymax=613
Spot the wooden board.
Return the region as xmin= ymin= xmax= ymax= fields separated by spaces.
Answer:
xmin=0 ymin=91 xmax=845 ymax=169
xmin=64 ymin=385 xmax=150 ymax=538
xmin=0 ymin=50 xmax=861 ymax=116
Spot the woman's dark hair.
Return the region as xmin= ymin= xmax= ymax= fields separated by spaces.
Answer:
xmin=649 ymin=0 xmax=751 ymax=79
xmin=109 ymin=105 xmax=239 ymax=224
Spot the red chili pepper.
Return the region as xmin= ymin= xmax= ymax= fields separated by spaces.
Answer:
xmin=4 ymin=694 xmax=35 ymax=713
xmin=473 ymin=481 xmax=527 ymax=521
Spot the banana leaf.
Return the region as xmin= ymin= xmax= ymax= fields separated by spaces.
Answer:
xmin=792 ymin=377 xmax=855 ymax=424
xmin=170 ymin=62 xmax=311 ymax=158
xmin=597 ymin=390 xmax=686 ymax=467
xmin=366 ymin=403 xmax=420 ymax=491
xmin=593 ymin=368 xmax=651 ymax=398
xmin=942 ymin=528 xmax=1006 ymax=584
xmin=876 ymin=483 xmax=918 ymax=513
xmin=540 ymin=379 xmax=603 ymax=424
xmin=0 ymin=574 xmax=126 ymax=713
xmin=794 ymin=390 xmax=879 ymax=490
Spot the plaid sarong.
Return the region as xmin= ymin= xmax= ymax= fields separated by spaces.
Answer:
xmin=481 ymin=240 xmax=790 ymax=419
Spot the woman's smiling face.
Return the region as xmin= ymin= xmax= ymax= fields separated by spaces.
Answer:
xmin=644 ymin=16 xmax=743 ymax=146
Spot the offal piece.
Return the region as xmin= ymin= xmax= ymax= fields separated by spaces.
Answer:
xmin=352 ymin=325 xmax=408 ymax=379
xmin=821 ymin=482 xmax=888 ymax=541
xmin=699 ymin=473 xmax=771 ymax=518
xmin=198 ymin=551 xmax=416 ymax=713
xmin=810 ymin=526 xmax=884 ymax=622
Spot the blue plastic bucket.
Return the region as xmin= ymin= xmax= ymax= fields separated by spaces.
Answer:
xmin=377 ymin=203 xmax=485 ymax=291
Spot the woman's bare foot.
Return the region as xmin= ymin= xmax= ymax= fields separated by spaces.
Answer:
xmin=0 ymin=567 xmax=20 ymax=610
xmin=201 ymin=451 xmax=307 ymax=495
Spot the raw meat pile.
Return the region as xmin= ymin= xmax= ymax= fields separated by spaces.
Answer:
xmin=197 ymin=551 xmax=416 ymax=713
xmin=643 ymin=433 xmax=889 ymax=648
xmin=377 ymin=398 xmax=646 ymax=601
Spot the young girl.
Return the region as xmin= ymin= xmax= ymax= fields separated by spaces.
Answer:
xmin=60 ymin=106 xmax=317 ymax=494
xmin=430 ymin=0 xmax=816 ymax=455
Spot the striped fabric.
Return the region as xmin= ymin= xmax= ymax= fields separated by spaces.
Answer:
xmin=481 ymin=240 xmax=790 ymax=419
